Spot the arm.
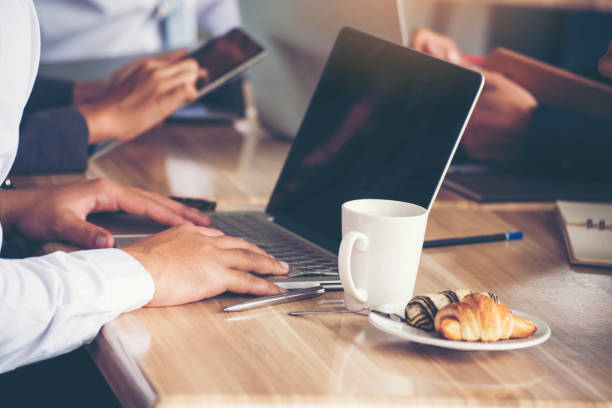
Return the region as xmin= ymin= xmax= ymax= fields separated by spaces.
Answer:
xmin=0 ymin=249 xmax=153 ymax=373
xmin=0 ymin=221 xmax=290 ymax=373
xmin=23 ymin=77 xmax=74 ymax=113
xmin=14 ymin=52 xmax=206 ymax=175
xmin=524 ymin=106 xmax=612 ymax=181
xmin=0 ymin=177 xmax=288 ymax=372
xmin=12 ymin=106 xmax=89 ymax=174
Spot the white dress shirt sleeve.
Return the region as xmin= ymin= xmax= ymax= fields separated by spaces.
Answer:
xmin=0 ymin=0 xmax=155 ymax=375
xmin=0 ymin=248 xmax=154 ymax=374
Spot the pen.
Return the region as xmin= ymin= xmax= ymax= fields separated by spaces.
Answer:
xmin=224 ymin=286 xmax=326 ymax=312
xmin=169 ymin=196 xmax=217 ymax=211
xmin=423 ymin=231 xmax=523 ymax=248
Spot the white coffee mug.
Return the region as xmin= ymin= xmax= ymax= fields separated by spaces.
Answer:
xmin=338 ymin=199 xmax=428 ymax=311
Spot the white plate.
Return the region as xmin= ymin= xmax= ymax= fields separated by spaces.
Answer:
xmin=368 ymin=304 xmax=551 ymax=351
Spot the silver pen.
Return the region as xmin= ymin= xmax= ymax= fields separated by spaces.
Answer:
xmin=223 ymin=286 xmax=326 ymax=312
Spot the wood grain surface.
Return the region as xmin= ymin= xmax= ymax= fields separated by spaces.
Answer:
xmin=92 ymin=206 xmax=611 ymax=407
xmin=20 ymin=121 xmax=612 ymax=407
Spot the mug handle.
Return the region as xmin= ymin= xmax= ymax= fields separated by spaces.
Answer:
xmin=338 ymin=230 xmax=369 ymax=304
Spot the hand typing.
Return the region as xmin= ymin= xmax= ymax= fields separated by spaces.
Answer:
xmin=123 ymin=224 xmax=289 ymax=306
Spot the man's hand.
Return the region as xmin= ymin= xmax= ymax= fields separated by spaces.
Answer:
xmin=409 ymin=28 xmax=464 ymax=64
xmin=462 ymin=70 xmax=538 ymax=164
xmin=123 ymin=224 xmax=289 ymax=306
xmin=0 ymin=179 xmax=210 ymax=249
xmin=75 ymin=50 xmax=207 ymax=144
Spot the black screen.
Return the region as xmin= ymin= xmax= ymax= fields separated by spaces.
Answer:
xmin=266 ymin=27 xmax=483 ymax=252
xmin=190 ymin=28 xmax=264 ymax=84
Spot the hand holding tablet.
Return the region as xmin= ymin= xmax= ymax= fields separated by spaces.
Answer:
xmin=187 ymin=28 xmax=266 ymax=99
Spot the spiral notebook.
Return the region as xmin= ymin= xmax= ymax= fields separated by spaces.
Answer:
xmin=555 ymin=201 xmax=612 ymax=268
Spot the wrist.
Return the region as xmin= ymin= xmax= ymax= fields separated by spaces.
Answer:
xmin=0 ymin=189 xmax=35 ymax=233
xmin=77 ymin=102 xmax=115 ymax=144
xmin=73 ymin=80 xmax=104 ymax=105
xmin=122 ymin=246 xmax=161 ymax=306
xmin=74 ymin=248 xmax=155 ymax=312
xmin=122 ymin=246 xmax=156 ymax=281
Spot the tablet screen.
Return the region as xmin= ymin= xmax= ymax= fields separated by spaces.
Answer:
xmin=190 ymin=28 xmax=264 ymax=87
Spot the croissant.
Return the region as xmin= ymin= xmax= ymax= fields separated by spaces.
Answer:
xmin=405 ymin=289 xmax=499 ymax=331
xmin=434 ymin=293 xmax=537 ymax=342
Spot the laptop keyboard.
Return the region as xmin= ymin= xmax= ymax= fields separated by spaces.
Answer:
xmin=209 ymin=213 xmax=339 ymax=278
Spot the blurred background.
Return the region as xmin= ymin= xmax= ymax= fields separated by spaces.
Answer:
xmin=36 ymin=0 xmax=611 ymax=132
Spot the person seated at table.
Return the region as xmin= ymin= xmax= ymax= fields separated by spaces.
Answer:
xmin=36 ymin=0 xmax=239 ymax=62
xmin=409 ymin=28 xmax=612 ymax=182
xmin=13 ymin=50 xmax=208 ymax=174
xmin=10 ymin=0 xmax=241 ymax=175
xmin=0 ymin=0 xmax=288 ymax=374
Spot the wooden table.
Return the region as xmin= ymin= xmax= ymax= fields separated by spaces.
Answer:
xmin=15 ymin=121 xmax=612 ymax=407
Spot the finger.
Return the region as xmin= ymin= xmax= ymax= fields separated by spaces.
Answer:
xmin=410 ymin=36 xmax=426 ymax=52
xmin=196 ymin=68 xmax=209 ymax=88
xmin=208 ymin=235 xmax=272 ymax=258
xmin=408 ymin=28 xmax=427 ymax=50
xmin=156 ymin=58 xmax=200 ymax=79
xmin=97 ymin=186 xmax=194 ymax=226
xmin=223 ymin=268 xmax=286 ymax=296
xmin=218 ymin=248 xmax=289 ymax=275
xmin=132 ymin=53 xmax=190 ymax=78
xmin=58 ymin=214 xmax=115 ymax=249
xmin=152 ymin=49 xmax=189 ymax=64
xmin=117 ymin=193 xmax=191 ymax=225
xmin=598 ymin=42 xmax=612 ymax=77
xmin=428 ymin=43 xmax=446 ymax=60
xmin=130 ymin=188 xmax=211 ymax=226
xmin=113 ymin=59 xmax=148 ymax=82
xmin=162 ymin=81 xmax=199 ymax=108
xmin=156 ymin=69 xmax=199 ymax=94
xmin=193 ymin=225 xmax=225 ymax=237
xmin=446 ymin=48 xmax=462 ymax=64
xmin=131 ymin=50 xmax=189 ymax=71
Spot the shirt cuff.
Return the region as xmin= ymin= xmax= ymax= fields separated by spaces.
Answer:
xmin=71 ymin=248 xmax=155 ymax=314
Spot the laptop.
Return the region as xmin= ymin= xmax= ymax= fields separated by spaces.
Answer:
xmin=102 ymin=28 xmax=484 ymax=289
xmin=238 ymin=0 xmax=407 ymax=139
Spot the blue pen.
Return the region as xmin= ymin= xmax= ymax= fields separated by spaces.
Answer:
xmin=423 ymin=231 xmax=523 ymax=248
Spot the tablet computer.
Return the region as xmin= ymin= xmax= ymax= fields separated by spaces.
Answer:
xmin=189 ymin=27 xmax=266 ymax=99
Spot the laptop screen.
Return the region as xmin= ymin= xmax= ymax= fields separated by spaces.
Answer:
xmin=266 ymin=27 xmax=483 ymax=253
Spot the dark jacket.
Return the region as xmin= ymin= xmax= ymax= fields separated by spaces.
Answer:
xmin=525 ymin=106 xmax=612 ymax=182
xmin=12 ymin=77 xmax=89 ymax=174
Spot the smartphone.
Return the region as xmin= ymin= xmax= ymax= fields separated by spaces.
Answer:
xmin=188 ymin=28 xmax=266 ymax=99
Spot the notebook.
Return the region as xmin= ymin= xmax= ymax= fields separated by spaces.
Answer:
xmin=444 ymin=171 xmax=612 ymax=203
xmin=555 ymin=201 xmax=612 ymax=268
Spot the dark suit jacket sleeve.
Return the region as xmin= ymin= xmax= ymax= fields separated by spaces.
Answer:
xmin=12 ymin=107 xmax=90 ymax=174
xmin=11 ymin=77 xmax=90 ymax=174
xmin=524 ymin=105 xmax=612 ymax=182
xmin=24 ymin=77 xmax=75 ymax=113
